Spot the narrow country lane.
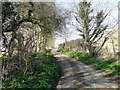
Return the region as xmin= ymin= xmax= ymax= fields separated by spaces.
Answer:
xmin=51 ymin=50 xmax=118 ymax=88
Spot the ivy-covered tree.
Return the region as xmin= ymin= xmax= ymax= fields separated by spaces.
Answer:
xmin=74 ymin=1 xmax=108 ymax=57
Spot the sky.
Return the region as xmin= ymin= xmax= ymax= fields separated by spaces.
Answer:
xmin=54 ymin=0 xmax=119 ymax=48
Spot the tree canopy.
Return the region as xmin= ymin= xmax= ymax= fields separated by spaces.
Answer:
xmin=1 ymin=2 xmax=66 ymax=81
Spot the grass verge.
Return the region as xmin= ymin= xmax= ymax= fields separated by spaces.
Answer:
xmin=57 ymin=49 xmax=120 ymax=76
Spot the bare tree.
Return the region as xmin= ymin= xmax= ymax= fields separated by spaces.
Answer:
xmin=73 ymin=1 xmax=108 ymax=57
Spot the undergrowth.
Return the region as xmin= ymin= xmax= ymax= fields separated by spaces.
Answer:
xmin=2 ymin=50 xmax=60 ymax=88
